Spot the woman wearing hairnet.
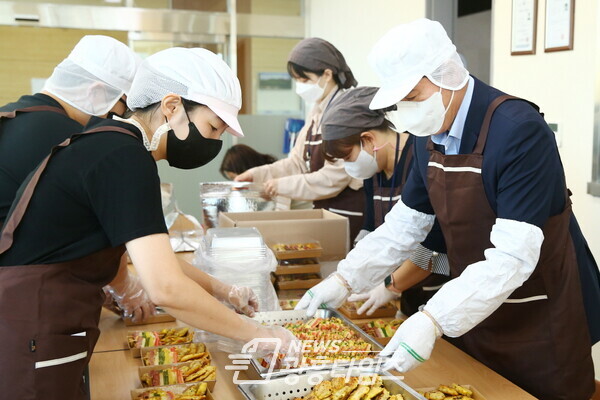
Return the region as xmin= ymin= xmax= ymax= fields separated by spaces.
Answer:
xmin=297 ymin=19 xmax=599 ymax=400
xmin=235 ymin=38 xmax=366 ymax=241
xmin=317 ymin=86 xmax=450 ymax=317
xmin=0 ymin=35 xmax=156 ymax=323
xmin=0 ymin=47 xmax=298 ymax=399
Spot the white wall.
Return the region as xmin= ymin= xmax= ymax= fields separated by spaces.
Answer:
xmin=306 ymin=0 xmax=426 ymax=87
xmin=491 ymin=0 xmax=600 ymax=379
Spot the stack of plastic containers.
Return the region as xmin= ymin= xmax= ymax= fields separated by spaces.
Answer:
xmin=194 ymin=227 xmax=280 ymax=312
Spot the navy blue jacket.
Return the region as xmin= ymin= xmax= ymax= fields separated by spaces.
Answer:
xmin=403 ymin=77 xmax=600 ymax=343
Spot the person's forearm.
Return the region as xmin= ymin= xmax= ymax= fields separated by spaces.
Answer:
xmin=158 ymin=274 xmax=257 ymax=342
xmin=127 ymin=234 xmax=258 ymax=342
xmin=391 ymin=259 xmax=432 ymax=293
xmin=178 ymin=259 xmax=216 ymax=296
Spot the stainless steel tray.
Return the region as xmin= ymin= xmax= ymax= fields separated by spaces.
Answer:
xmin=249 ymin=309 xmax=383 ymax=379
xmin=237 ymin=369 xmax=426 ymax=400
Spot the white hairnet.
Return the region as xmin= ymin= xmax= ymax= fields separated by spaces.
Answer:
xmin=369 ymin=19 xmax=469 ymax=109
xmin=43 ymin=35 xmax=140 ymax=116
xmin=127 ymin=47 xmax=244 ymax=137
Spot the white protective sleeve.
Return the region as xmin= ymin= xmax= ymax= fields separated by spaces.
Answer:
xmin=424 ymin=218 xmax=544 ymax=337
xmin=338 ymin=198 xmax=435 ymax=293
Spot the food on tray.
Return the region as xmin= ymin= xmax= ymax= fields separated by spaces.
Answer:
xmin=277 ymin=273 xmax=321 ymax=282
xmin=128 ymin=327 xmax=194 ymax=349
xmin=265 ymin=317 xmax=375 ymax=367
xmin=420 ymin=384 xmax=474 ymax=400
xmin=143 ymin=343 xmax=209 ymax=366
xmin=360 ymin=319 xmax=404 ymax=339
xmin=292 ymin=375 xmax=404 ymax=400
xmin=141 ymin=360 xmax=216 ymax=387
xmin=272 ymin=242 xmax=321 ymax=252
xmin=279 ymin=299 xmax=300 ymax=310
xmin=134 ymin=382 xmax=208 ymax=400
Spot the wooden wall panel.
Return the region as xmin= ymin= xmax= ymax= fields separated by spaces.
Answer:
xmin=0 ymin=26 xmax=127 ymax=105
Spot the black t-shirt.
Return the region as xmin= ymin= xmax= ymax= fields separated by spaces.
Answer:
xmin=0 ymin=93 xmax=84 ymax=223
xmin=0 ymin=118 xmax=168 ymax=266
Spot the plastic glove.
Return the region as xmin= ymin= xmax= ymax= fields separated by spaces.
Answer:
xmin=234 ymin=170 xmax=254 ymax=182
xmin=295 ymin=273 xmax=350 ymax=317
xmin=240 ymin=323 xmax=302 ymax=368
xmin=212 ymin=279 xmax=259 ymax=317
xmin=106 ymin=274 xmax=157 ymax=323
xmin=353 ymin=229 xmax=370 ymax=247
xmin=227 ymin=285 xmax=259 ymax=317
xmin=381 ymin=311 xmax=441 ymax=372
xmin=347 ymin=282 xmax=399 ymax=316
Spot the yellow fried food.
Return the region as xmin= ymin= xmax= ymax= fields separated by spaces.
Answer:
xmin=438 ymin=385 xmax=459 ymax=396
xmin=365 ymin=385 xmax=384 ymax=399
xmin=424 ymin=391 xmax=446 ymax=400
xmin=450 ymin=384 xmax=473 ymax=397
xmin=348 ymin=385 xmax=371 ymax=400
xmin=311 ymin=380 xmax=332 ymax=399
xmin=389 ymin=395 xmax=404 ymax=400
xmin=375 ymin=389 xmax=391 ymax=400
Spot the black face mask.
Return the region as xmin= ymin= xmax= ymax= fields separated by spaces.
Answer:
xmin=166 ymin=109 xmax=223 ymax=170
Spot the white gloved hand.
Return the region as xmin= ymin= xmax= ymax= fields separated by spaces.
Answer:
xmin=347 ymin=282 xmax=399 ymax=316
xmin=213 ymin=282 xmax=259 ymax=317
xmin=295 ymin=273 xmax=350 ymax=317
xmin=353 ymin=229 xmax=371 ymax=247
xmin=106 ymin=274 xmax=157 ymax=323
xmin=381 ymin=311 xmax=441 ymax=372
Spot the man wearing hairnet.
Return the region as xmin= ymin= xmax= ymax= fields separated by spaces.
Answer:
xmin=0 ymin=35 xmax=155 ymax=323
xmin=296 ymin=19 xmax=599 ymax=399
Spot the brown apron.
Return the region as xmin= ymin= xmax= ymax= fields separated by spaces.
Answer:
xmin=0 ymin=105 xmax=68 ymax=228
xmin=426 ymin=95 xmax=594 ymax=399
xmin=0 ymin=125 xmax=136 ymax=399
xmin=305 ymin=119 xmax=365 ymax=241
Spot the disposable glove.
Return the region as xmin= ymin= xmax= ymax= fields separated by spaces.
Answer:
xmin=295 ymin=273 xmax=350 ymax=317
xmin=239 ymin=319 xmax=302 ymax=367
xmin=381 ymin=311 xmax=441 ymax=372
xmin=347 ymin=282 xmax=399 ymax=316
xmin=106 ymin=273 xmax=157 ymax=323
xmin=213 ymin=281 xmax=259 ymax=317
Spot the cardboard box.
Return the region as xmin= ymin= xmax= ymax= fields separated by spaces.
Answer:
xmin=219 ymin=209 xmax=349 ymax=261
xmin=417 ymin=385 xmax=486 ymax=400
xmin=131 ymin=384 xmax=214 ymax=400
xmin=140 ymin=343 xmax=210 ymax=366
xmin=138 ymin=361 xmax=216 ymax=390
xmin=127 ymin=327 xmax=196 ymax=358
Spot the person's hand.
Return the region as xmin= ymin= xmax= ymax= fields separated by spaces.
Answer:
xmin=234 ymin=170 xmax=254 ymax=182
xmin=295 ymin=273 xmax=350 ymax=317
xmin=240 ymin=323 xmax=301 ymax=367
xmin=264 ymin=179 xmax=278 ymax=198
xmin=106 ymin=274 xmax=157 ymax=323
xmin=347 ymin=282 xmax=399 ymax=316
xmin=380 ymin=311 xmax=441 ymax=372
xmin=226 ymin=285 xmax=259 ymax=317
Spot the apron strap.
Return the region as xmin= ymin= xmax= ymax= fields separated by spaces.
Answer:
xmin=473 ymin=95 xmax=520 ymax=155
xmin=0 ymin=105 xmax=67 ymax=119
xmin=0 ymin=126 xmax=138 ymax=254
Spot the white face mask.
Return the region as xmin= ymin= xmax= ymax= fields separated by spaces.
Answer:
xmin=387 ymin=88 xmax=455 ymax=137
xmin=295 ymin=76 xmax=325 ymax=104
xmin=344 ymin=142 xmax=379 ymax=180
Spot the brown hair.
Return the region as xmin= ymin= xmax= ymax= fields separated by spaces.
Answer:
xmin=322 ymin=120 xmax=394 ymax=162
xmin=219 ymin=144 xmax=277 ymax=178
xmin=287 ymin=62 xmax=353 ymax=89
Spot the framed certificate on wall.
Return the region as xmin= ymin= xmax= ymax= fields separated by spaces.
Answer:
xmin=511 ymin=0 xmax=538 ymax=55
xmin=544 ymin=0 xmax=575 ymax=52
